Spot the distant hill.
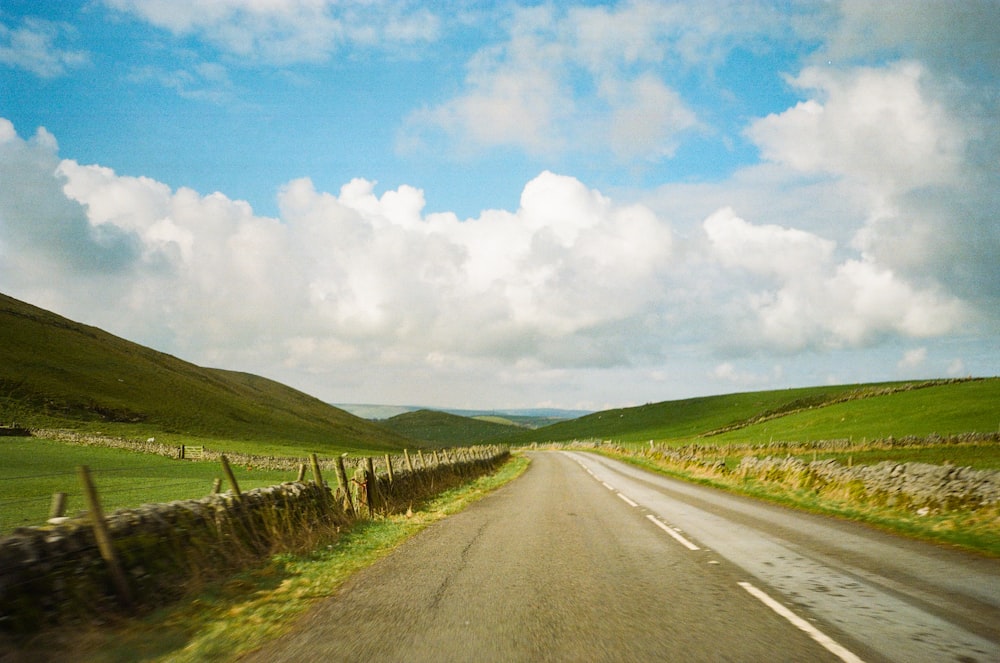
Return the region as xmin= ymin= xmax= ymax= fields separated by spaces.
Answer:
xmin=335 ymin=403 xmax=590 ymax=427
xmin=376 ymin=409 xmax=524 ymax=447
xmin=0 ymin=292 xmax=411 ymax=454
xmin=497 ymin=378 xmax=1000 ymax=446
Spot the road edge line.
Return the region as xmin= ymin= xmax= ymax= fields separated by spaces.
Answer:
xmin=737 ymin=581 xmax=865 ymax=663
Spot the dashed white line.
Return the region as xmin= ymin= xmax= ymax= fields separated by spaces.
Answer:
xmin=738 ymin=581 xmax=865 ymax=663
xmin=617 ymin=493 xmax=639 ymax=507
xmin=646 ymin=514 xmax=700 ymax=551
xmin=601 ymin=481 xmax=615 ymax=491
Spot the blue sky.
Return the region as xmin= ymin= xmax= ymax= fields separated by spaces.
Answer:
xmin=1 ymin=1 xmax=998 ymax=410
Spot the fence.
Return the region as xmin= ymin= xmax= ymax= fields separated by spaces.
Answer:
xmin=0 ymin=444 xmax=510 ymax=633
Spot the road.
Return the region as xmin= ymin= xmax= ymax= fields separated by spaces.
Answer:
xmin=244 ymin=452 xmax=1000 ymax=662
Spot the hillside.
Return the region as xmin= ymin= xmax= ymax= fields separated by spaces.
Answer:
xmin=498 ymin=378 xmax=999 ymax=445
xmin=0 ymin=292 xmax=410 ymax=453
xmin=376 ymin=409 xmax=521 ymax=447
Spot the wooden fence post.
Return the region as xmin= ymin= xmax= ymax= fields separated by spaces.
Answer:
xmin=211 ymin=478 xmax=222 ymax=494
xmin=335 ymin=455 xmax=355 ymax=517
xmin=417 ymin=449 xmax=426 ymax=469
xmin=49 ymin=492 xmax=67 ymax=519
xmin=365 ymin=457 xmax=378 ymax=516
xmin=384 ymin=454 xmax=394 ymax=483
xmin=220 ymin=455 xmax=241 ymax=496
xmin=78 ymin=465 xmax=132 ymax=609
xmin=310 ymin=453 xmax=324 ymax=486
xmin=403 ymin=449 xmax=414 ymax=473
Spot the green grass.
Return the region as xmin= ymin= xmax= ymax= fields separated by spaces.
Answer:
xmin=13 ymin=455 xmax=531 ymax=662
xmin=0 ymin=437 xmax=295 ymax=533
xmin=376 ymin=409 xmax=523 ymax=447
xmin=598 ymin=450 xmax=999 ymax=556
xmin=712 ymin=379 xmax=1000 ymax=444
xmin=501 ymin=378 xmax=999 ymax=446
xmin=0 ymin=292 xmax=410 ymax=453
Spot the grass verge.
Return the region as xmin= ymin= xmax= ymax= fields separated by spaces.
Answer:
xmin=593 ymin=449 xmax=1000 ymax=558
xmin=8 ymin=454 xmax=530 ymax=663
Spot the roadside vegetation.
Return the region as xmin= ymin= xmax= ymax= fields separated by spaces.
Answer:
xmin=567 ymin=437 xmax=1000 ymax=556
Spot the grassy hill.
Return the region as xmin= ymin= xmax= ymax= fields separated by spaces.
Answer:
xmin=498 ymin=379 xmax=999 ymax=446
xmin=376 ymin=409 xmax=522 ymax=447
xmin=0 ymin=292 xmax=410 ymax=454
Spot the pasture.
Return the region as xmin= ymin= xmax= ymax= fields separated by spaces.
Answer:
xmin=0 ymin=437 xmax=293 ymax=533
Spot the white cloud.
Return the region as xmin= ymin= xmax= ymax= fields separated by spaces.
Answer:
xmin=747 ymin=62 xmax=966 ymax=193
xmin=701 ymin=207 xmax=968 ymax=352
xmin=898 ymin=347 xmax=927 ymax=371
xmin=0 ymin=16 xmax=88 ymax=77
xmin=403 ymin=1 xmax=719 ymax=162
xmin=102 ymin=0 xmax=440 ymax=63
xmin=744 ymin=55 xmax=999 ymax=329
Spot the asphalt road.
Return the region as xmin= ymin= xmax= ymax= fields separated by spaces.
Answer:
xmin=244 ymin=452 xmax=999 ymax=662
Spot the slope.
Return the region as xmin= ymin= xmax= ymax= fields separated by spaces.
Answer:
xmin=0 ymin=292 xmax=409 ymax=453
xmin=500 ymin=379 xmax=997 ymax=445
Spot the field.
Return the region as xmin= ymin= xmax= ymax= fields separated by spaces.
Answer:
xmin=0 ymin=437 xmax=294 ymax=533
xmin=500 ymin=378 xmax=1000 ymax=447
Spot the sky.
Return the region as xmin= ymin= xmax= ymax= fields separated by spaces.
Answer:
xmin=0 ymin=1 xmax=998 ymax=411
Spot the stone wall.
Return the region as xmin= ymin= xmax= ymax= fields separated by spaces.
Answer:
xmin=735 ymin=455 xmax=1000 ymax=511
xmin=0 ymin=448 xmax=509 ymax=633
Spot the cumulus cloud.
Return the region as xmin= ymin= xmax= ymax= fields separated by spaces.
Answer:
xmin=700 ymin=207 xmax=968 ymax=352
xmin=747 ymin=62 xmax=966 ymax=193
xmin=102 ymin=0 xmax=440 ymax=63
xmin=0 ymin=16 xmax=88 ymax=77
xmin=2 ymin=119 xmax=680 ymax=377
xmin=745 ymin=54 xmax=999 ymax=328
xmin=0 ymin=119 xmax=139 ymax=276
xmin=0 ymin=110 xmax=988 ymax=405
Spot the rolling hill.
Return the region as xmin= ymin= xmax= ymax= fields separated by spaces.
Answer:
xmin=496 ymin=378 xmax=1000 ymax=446
xmin=0 ymin=292 xmax=411 ymax=453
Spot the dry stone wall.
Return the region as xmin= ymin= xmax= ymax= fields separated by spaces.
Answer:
xmin=0 ymin=447 xmax=509 ymax=633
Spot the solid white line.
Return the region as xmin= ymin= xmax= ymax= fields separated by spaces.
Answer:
xmin=617 ymin=493 xmax=639 ymax=507
xmin=738 ymin=581 xmax=865 ymax=663
xmin=645 ymin=514 xmax=700 ymax=551
xmin=602 ymin=481 xmax=615 ymax=491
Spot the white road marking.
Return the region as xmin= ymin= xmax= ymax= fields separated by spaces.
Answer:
xmin=617 ymin=493 xmax=638 ymax=507
xmin=738 ymin=581 xmax=865 ymax=663
xmin=602 ymin=481 xmax=615 ymax=491
xmin=645 ymin=514 xmax=700 ymax=551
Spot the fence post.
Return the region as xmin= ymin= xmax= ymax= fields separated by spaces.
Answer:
xmin=49 ymin=492 xmax=67 ymax=519
xmin=384 ymin=454 xmax=394 ymax=483
xmin=365 ymin=457 xmax=378 ymax=516
xmin=310 ymin=453 xmax=324 ymax=486
xmin=418 ymin=450 xmax=426 ymax=469
xmin=78 ymin=465 xmax=132 ymax=609
xmin=335 ymin=455 xmax=355 ymax=517
xmin=296 ymin=464 xmax=307 ymax=482
xmin=404 ymin=449 xmax=415 ymax=473
xmin=211 ymin=478 xmax=222 ymax=494
xmin=220 ymin=455 xmax=241 ymax=496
